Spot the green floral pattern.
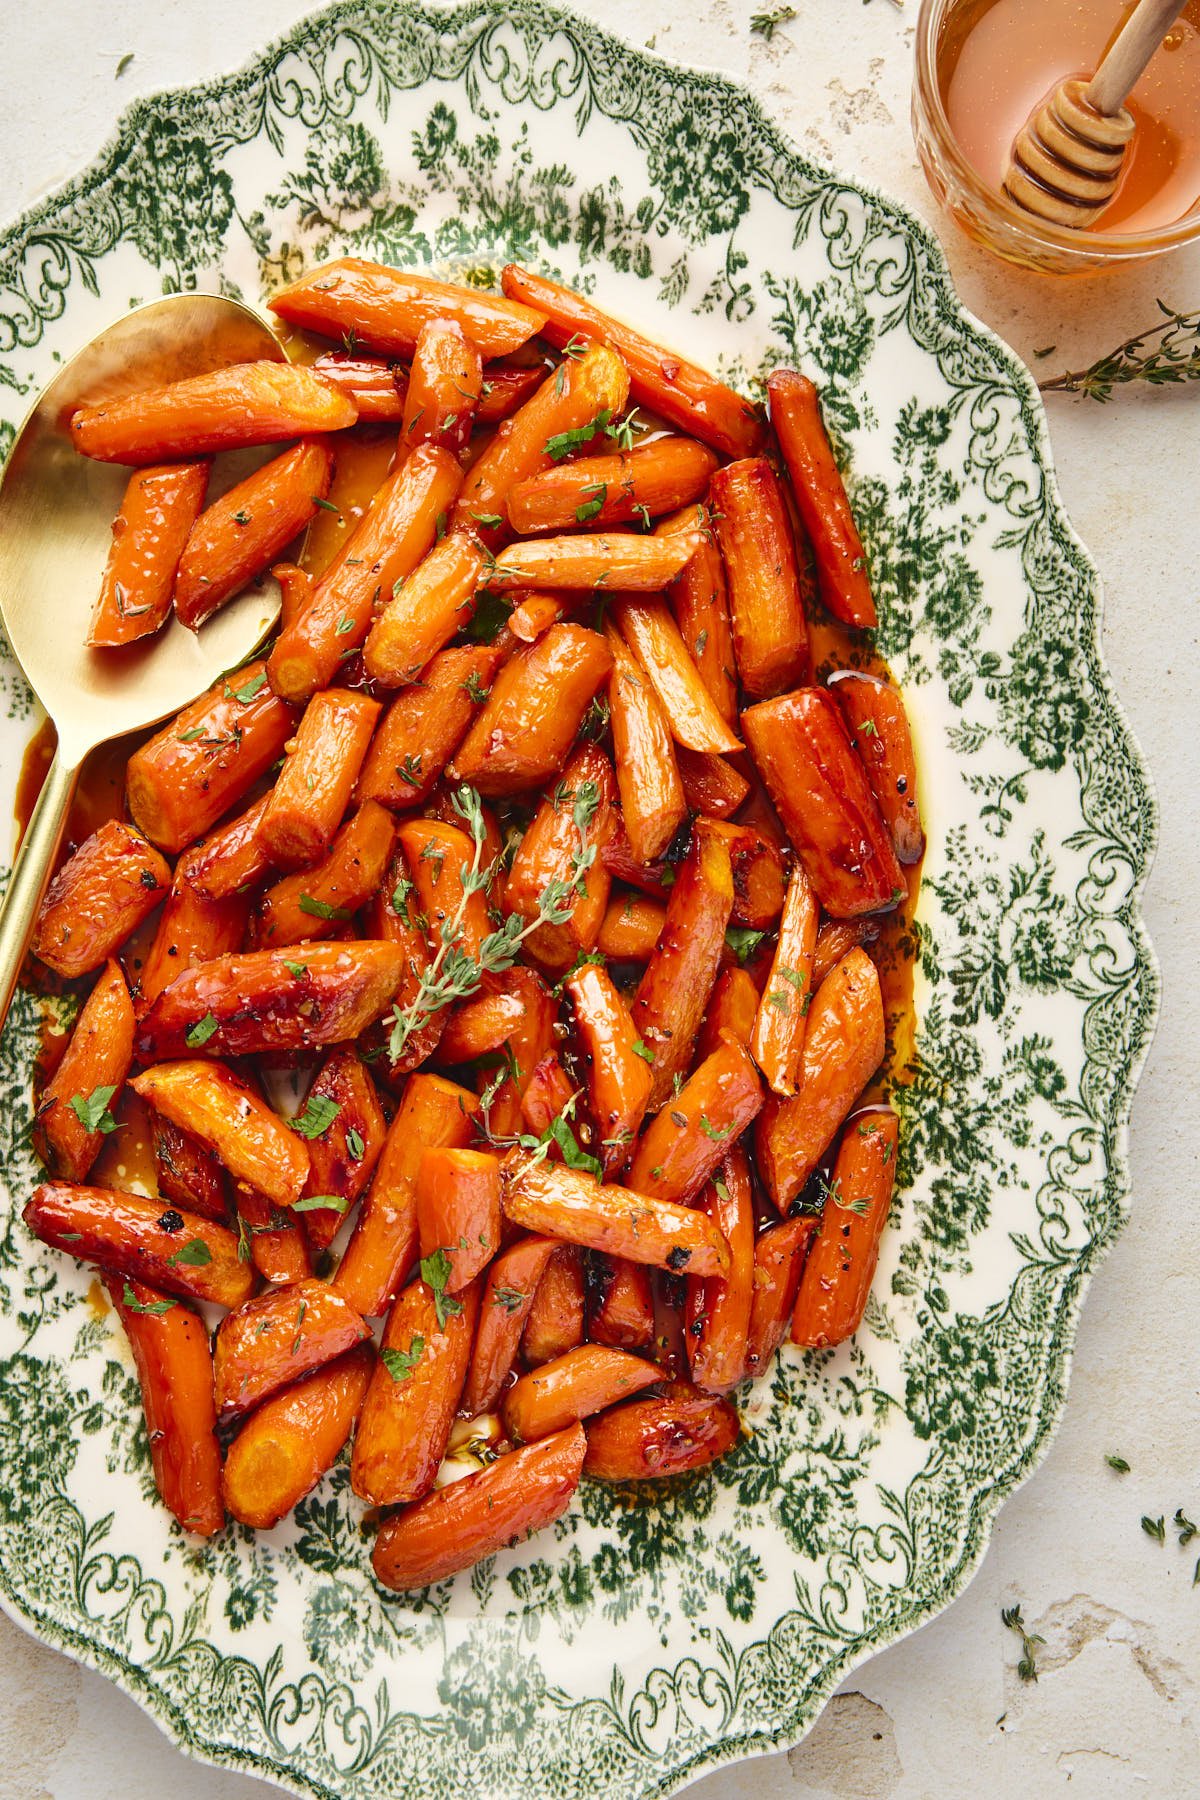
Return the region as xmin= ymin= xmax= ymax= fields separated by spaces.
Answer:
xmin=0 ymin=3 xmax=1157 ymax=1797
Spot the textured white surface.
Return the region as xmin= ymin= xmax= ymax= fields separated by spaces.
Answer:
xmin=1 ymin=2 xmax=1197 ymax=1796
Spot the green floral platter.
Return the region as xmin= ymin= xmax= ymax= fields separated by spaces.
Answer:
xmin=0 ymin=3 xmax=1159 ymax=1796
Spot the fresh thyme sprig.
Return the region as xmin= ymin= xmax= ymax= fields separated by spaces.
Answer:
xmin=1001 ymin=1604 xmax=1044 ymax=1683
xmin=1039 ymin=303 xmax=1200 ymax=402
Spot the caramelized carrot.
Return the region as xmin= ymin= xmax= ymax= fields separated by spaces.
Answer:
xmin=828 ymin=671 xmax=925 ymax=865
xmin=503 ymin=1345 xmax=660 ymax=1443
xmin=812 ymin=918 xmax=879 ymax=987
xmin=357 ymin=645 xmax=502 ymax=809
xmin=650 ymin=1272 xmax=688 ymax=1379
xmin=104 ymin=1274 xmax=224 ymax=1536
xmin=400 ymin=318 xmax=482 ymax=457
xmin=462 ymin=1234 xmax=558 ymax=1415
xmin=750 ymin=864 xmax=819 ymax=1097
xmin=448 ymin=624 xmax=613 ymax=795
xmin=711 ymin=458 xmax=812 ymax=697
xmin=275 ymin=561 xmax=314 ymax=634
xmin=742 ymin=687 xmax=905 ymax=918
xmin=70 ymin=362 xmax=356 ymax=463
xmin=518 ymin=1053 xmax=577 ymax=1141
xmin=359 ymin=840 xmax=445 ymax=1077
xmin=676 ymin=749 xmax=750 ymax=819
xmin=630 ymin=821 xmax=734 ymax=1107
xmin=611 ymin=596 xmax=741 ymax=755
xmin=507 ymin=590 xmax=572 ymax=642
xmin=791 ymin=1107 xmax=899 ymax=1347
xmin=126 ymin=660 xmax=296 ymax=853
xmin=416 ymin=1148 xmax=502 ymax=1291
xmin=363 ymin=533 xmax=486 ymax=686
xmin=213 ymin=1278 xmax=371 ymax=1422
xmin=565 ymin=962 xmax=653 ymax=1179
xmin=488 ymin=532 xmax=697 ymax=593
xmin=606 ymin=623 xmax=687 ymax=866
xmin=474 ymin=966 xmax=556 ymax=1139
xmin=233 ymin=1186 xmax=310 ymax=1287
xmin=587 ymin=1256 xmax=655 ymax=1351
xmin=253 ymin=801 xmax=395 ymax=947
xmin=371 ymin=1423 xmax=586 ymax=1591
xmin=582 ymin=1382 xmax=739 ymax=1480
xmin=501 ymin=266 xmax=764 ymax=459
xmin=256 ymin=688 xmax=380 ymax=868
xmin=767 ymin=369 xmax=877 ymax=630
xmin=685 ymin=1146 xmax=756 ymax=1394
xmin=744 ymin=1215 xmax=817 ymax=1379
xmin=596 ymin=891 xmax=665 ymax=961
xmin=756 ymin=948 xmax=885 ymax=1212
xmin=149 ymin=1114 xmax=229 ymax=1223
xmin=522 ymin=1243 xmax=586 ymax=1367
xmin=185 ymin=793 xmax=276 ymax=901
xmin=695 ymin=965 xmax=760 ymax=1061
xmin=477 ymin=359 xmax=547 ymax=423
xmin=267 ymin=443 xmax=462 ymax=703
xmin=223 ymin=1342 xmax=374 ymax=1529
xmin=396 ymin=815 xmax=490 ymax=960
xmin=24 ymin=1183 xmax=255 ymax=1308
xmin=503 ymin=744 xmax=616 ymax=971
xmin=506 ymin=437 xmax=718 ymax=534
xmin=501 ymin=1157 xmax=731 ymax=1279
xmin=88 ymin=462 xmax=208 ymax=646
xmin=627 ymin=1038 xmax=764 ymax=1206
xmin=269 ymin=258 xmax=546 ymax=358
xmin=174 ymin=442 xmax=333 ymax=629
xmin=33 ymin=960 xmax=135 ymax=1182
xmin=295 ymin=1048 xmax=387 ymax=1252
xmin=658 ymin=501 xmax=738 ymax=729
xmin=312 ymin=353 xmax=406 ymax=420
xmin=438 ymin=983 xmax=526 ymax=1065
xmin=706 ymin=820 xmax=788 ymax=930
xmin=350 ymin=1276 xmax=480 ymax=1505
xmin=131 ymin=1059 xmax=309 ymax=1210
xmin=32 ymin=821 xmax=170 ymax=978
xmin=137 ymin=862 xmax=249 ymax=1012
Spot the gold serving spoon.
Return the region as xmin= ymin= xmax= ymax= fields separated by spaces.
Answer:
xmin=0 ymin=294 xmax=285 ymax=1029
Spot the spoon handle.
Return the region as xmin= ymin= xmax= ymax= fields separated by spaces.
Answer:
xmin=0 ymin=752 xmax=78 ymax=1030
xmin=1085 ymin=0 xmax=1189 ymax=117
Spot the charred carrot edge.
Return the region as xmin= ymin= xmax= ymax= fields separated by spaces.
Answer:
xmin=131 ymin=1059 xmax=310 ymax=1211
xmin=501 ymin=265 xmax=765 ymax=459
xmin=33 ymin=960 xmax=135 ymax=1183
xmin=104 ymin=1275 xmax=224 ymax=1536
xmin=350 ymin=1277 xmax=480 ymax=1506
xmin=657 ymin=501 xmax=738 ymax=729
xmin=357 ymin=644 xmax=502 ymax=809
xmin=462 ymin=1234 xmax=558 ymax=1416
xmin=582 ymin=1382 xmax=740 ymax=1480
xmin=213 ymin=1277 xmax=371 ymax=1422
xmin=631 ymin=821 xmax=734 ymax=1108
xmin=503 ymin=1344 xmax=662 ymax=1443
xmin=297 ymin=1048 xmax=388 ymax=1253
xmin=269 ymin=257 xmax=547 ymax=359
xmin=828 ymin=670 xmax=925 ymax=865
xmin=488 ymin=532 xmax=698 ymax=593
xmin=744 ymin=1215 xmax=817 ymax=1379
xmin=257 ymin=688 xmax=381 ymax=870
xmin=605 ymin=622 xmax=687 ymax=867
xmin=791 ymin=1107 xmax=900 ymax=1348
xmin=448 ymin=624 xmax=614 ymax=797
xmin=627 ymin=1037 xmax=763 ymax=1206
xmin=710 ymin=457 xmax=813 ymax=699
xmin=695 ymin=965 xmax=760 ymax=1063
xmin=565 ymin=962 xmax=653 ymax=1180
xmin=501 ymin=1157 xmax=731 ymax=1279
xmin=71 ymin=362 xmax=357 ymax=463
xmin=596 ymin=891 xmax=666 ymax=961
xmin=138 ymin=865 xmax=249 ymax=1014
xmin=312 ymin=353 xmax=407 ymax=420
xmin=767 ymin=368 xmax=877 ymax=630
xmin=587 ymin=1256 xmax=655 ymax=1351
xmin=254 ymin=801 xmax=395 ymax=948
xmin=31 ymin=820 xmax=170 ymax=978
xmin=415 ymin=1147 xmax=502 ymax=1292
xmin=506 ymin=437 xmax=718 ymax=535
xmin=371 ymin=1423 xmax=586 ymax=1592
xmin=400 ymin=318 xmax=483 ymax=457
xmin=750 ymin=864 xmax=819 ymax=1097
xmin=24 ymin=1183 xmax=255 ymax=1309
xmin=363 ymin=533 xmax=486 ymax=687
xmin=149 ymin=1113 xmax=230 ymax=1223
xmin=89 ymin=463 xmax=209 ymax=646
xmin=223 ymin=1342 xmax=374 ymax=1529
xmin=611 ymin=596 xmax=741 ymax=756
xmin=650 ymin=1272 xmax=689 ymax=1380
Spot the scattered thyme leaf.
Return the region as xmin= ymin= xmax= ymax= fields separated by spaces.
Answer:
xmin=121 ymin=1283 xmax=174 ymax=1315
xmin=68 ymin=1085 xmax=119 ymax=1136
xmin=1001 ymin=1605 xmax=1043 ymax=1683
xmin=185 ymin=1013 xmax=219 ymax=1048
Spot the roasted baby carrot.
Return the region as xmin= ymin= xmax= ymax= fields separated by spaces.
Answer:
xmin=742 ymin=687 xmax=905 ymax=917
xmin=658 ymin=501 xmax=738 ymax=729
xmin=630 ymin=821 xmax=734 ymax=1108
xmin=350 ymin=1276 xmax=480 ymax=1505
xmin=312 ymin=353 xmax=407 ymax=420
xmin=400 ymin=318 xmax=482 ymax=457
xmin=104 ymin=1274 xmax=224 ymax=1537
xmin=518 ymin=1053 xmax=578 ymax=1141
xmin=356 ymin=645 xmax=502 ymax=809
xmin=131 ymin=1059 xmax=309 ymax=1210
xmin=828 ymin=671 xmax=925 ymax=865
xmin=253 ymin=801 xmax=395 ymax=947
xmin=768 ymin=369 xmax=876 ymax=630
xmin=71 ymin=362 xmax=356 ymax=463
xmin=750 ymin=864 xmax=819 ymax=1097
xmin=359 ymin=841 xmax=446 ymax=1078
xmin=472 ymin=966 xmax=557 ymax=1138
xmin=32 ymin=821 xmax=170 ymax=978
xmin=126 ymin=659 xmax=295 ymax=853
xmin=416 ymin=1148 xmax=502 ymax=1291
xmin=233 ymin=1186 xmax=310 ymax=1287
xmin=149 ymin=1114 xmax=229 ymax=1223
xmin=295 ymin=1048 xmax=387 ymax=1252
xmin=743 ymin=1215 xmax=818 ymax=1379
xmin=507 ymin=590 xmax=572 ymax=642
xmin=477 ymin=359 xmax=547 ymax=423
xmin=33 ymin=959 xmax=135 ymax=1182
xmin=137 ymin=861 xmax=249 ymax=1012
xmin=269 ymin=258 xmax=546 ymax=358
xmin=462 ymin=1234 xmax=558 ymax=1416
xmin=506 ymin=437 xmax=718 ymax=535
xmin=501 ymin=265 xmax=764 ymax=459
xmin=627 ymin=1037 xmax=763 ymax=1205
xmin=212 ymin=1278 xmax=371 ymax=1422
xmin=503 ymin=744 xmax=616 ymax=971
xmin=500 ymin=1157 xmax=731 ymax=1279
xmin=397 ymin=815 xmax=491 ymax=959
xmin=812 ymin=918 xmax=879 ymax=987
xmin=275 ymin=561 xmax=314 ymax=634
xmin=184 ymin=793 xmax=276 ymax=901
xmin=650 ymin=1271 xmax=688 ymax=1379
xmin=174 ymin=441 xmax=334 ymax=629
xmin=685 ymin=1146 xmax=756 ymax=1394
xmin=88 ymin=462 xmax=209 ymax=646
xmin=488 ymin=532 xmax=698 ymax=593
xmin=611 ymin=595 xmax=741 ymax=755
xmin=223 ymin=1342 xmax=374 ymax=1529
xmin=695 ymin=965 xmax=760 ymax=1061
xmin=448 ymin=624 xmax=613 ymax=795
xmin=503 ymin=1345 xmax=661 ymax=1443
xmin=521 ymin=1243 xmax=586 ymax=1367
xmin=363 ymin=533 xmax=486 ymax=686
xmin=256 ymin=688 xmax=381 ymax=868
xmin=582 ymin=1382 xmax=739 ymax=1480
xmin=587 ymin=1256 xmax=655 ymax=1351
xmin=24 ymin=1183 xmax=255 ymax=1308
xmin=710 ymin=457 xmax=812 ymax=698
xmin=371 ymin=1423 xmax=586 ymax=1592
xmin=791 ymin=1107 xmax=899 ymax=1348
xmin=565 ymin=962 xmax=654 ymax=1178
xmin=676 ymin=748 xmax=750 ymax=819
xmin=437 ymin=982 xmax=527 ymax=1064
xmin=706 ymin=821 xmax=788 ymax=930
xmin=605 ymin=622 xmax=687 ymax=865
xmin=755 ymin=947 xmax=885 ymax=1211
xmin=596 ymin=891 xmax=665 ymax=961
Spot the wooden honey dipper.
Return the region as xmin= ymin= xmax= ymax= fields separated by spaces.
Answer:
xmin=1004 ymin=0 xmax=1190 ymax=227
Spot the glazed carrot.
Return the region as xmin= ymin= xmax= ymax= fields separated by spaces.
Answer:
xmin=333 ymin=1074 xmax=477 ymax=1318
xmin=275 ymin=561 xmax=314 ymax=634
xmin=755 ymin=947 xmax=885 ymax=1211
xmin=711 ymin=458 xmax=812 ymax=698
xmin=269 ymin=258 xmax=546 ymax=359
xmin=627 ymin=1038 xmax=764 ymax=1206
xmin=599 ymin=824 xmax=678 ymax=900
xmin=828 ymin=671 xmax=925 ymax=865
xmin=32 ymin=821 xmax=170 ymax=978
xmin=104 ymin=1274 xmax=224 ymax=1537
xmin=359 ymin=841 xmax=446 ymax=1077
xmin=462 ymin=1234 xmax=558 ymax=1416
xmin=473 ymin=966 xmax=557 ymax=1139
xmin=744 ymin=1215 xmax=818 ymax=1379
xmin=685 ymin=1146 xmax=756 ymax=1394
xmin=449 ymin=624 xmax=613 ymax=795
xmin=768 ymin=369 xmax=877 ymax=630
xmin=437 ymin=983 xmax=526 ymax=1064
xmin=488 ymin=532 xmax=698 ymax=593
xmin=596 ymin=891 xmax=665 ymax=961
xmin=295 ymin=1048 xmax=387 ymax=1252
xmin=174 ymin=442 xmax=334 ymax=629
xmin=521 ymin=1243 xmax=587 ymax=1367
xmin=24 ymin=1184 xmax=255 ymax=1309
xmin=397 ymin=815 xmax=491 ymax=960
xmin=750 ymin=864 xmax=819 ymax=1097
xmin=518 ymin=1053 xmax=578 ymax=1140
xmin=676 ymin=749 xmax=750 ymax=820
xmin=357 ymin=645 xmax=502 ymax=809
xmin=371 ymin=1423 xmax=586 ymax=1592
xmin=126 ymin=660 xmax=295 ymax=853
xmin=630 ymin=821 xmax=734 ymax=1108
xmin=267 ymin=443 xmax=462 ymax=703
xmin=506 ymin=438 xmax=718 ymax=535
xmin=233 ymin=1186 xmax=310 ymax=1286
xmin=312 ymin=353 xmax=407 ymax=420
xmin=501 ymin=265 xmax=765 ymax=459
xmin=503 ymin=744 xmax=616 ymax=971
xmin=658 ymin=501 xmax=738 ymax=728
xmin=422 ymin=783 xmax=506 ymax=904
xmin=256 ymin=688 xmax=380 ymax=868
xmin=507 ymin=591 xmax=572 ymax=642
xmin=137 ymin=862 xmax=249 ymax=1012
xmin=791 ymin=1107 xmax=900 ymax=1347
xmin=71 ymin=361 xmax=356 ymax=463
xmin=649 ymin=1273 xmax=688 ymax=1378
xmin=416 ymin=1148 xmax=502 ymax=1291
xmin=742 ymin=687 xmax=905 ymax=918
xmin=611 ymin=596 xmax=741 ymax=755
xmin=363 ymin=533 xmax=486 ymax=686
xmin=605 ymin=622 xmax=687 ymax=865
xmin=503 ymin=1345 xmax=661 ymax=1443
xmin=33 ymin=960 xmax=135 ymax=1182
xmin=253 ymin=801 xmax=395 ymax=947
xmin=131 ymin=1060 xmax=309 ymax=1209
xmin=135 ymin=941 xmax=408 ymax=1061
xmin=501 ymin=1157 xmax=731 ymax=1279
xmin=223 ymin=1342 xmax=374 ymax=1529
xmin=88 ymin=463 xmax=208 ymax=646
xmin=213 ymin=1278 xmax=371 ymax=1422
xmin=452 ymin=342 xmax=630 ymax=534
xmin=478 ymin=359 xmax=547 ymax=423
xmin=350 ymin=1276 xmax=480 ymax=1505
xmin=706 ymin=820 xmax=788 ymax=930
xmin=400 ymin=318 xmax=482 ymax=457
xmin=565 ymin=962 xmax=653 ymax=1179
xmin=185 ymin=794 xmax=276 ymax=901
xmin=582 ymin=1382 xmax=739 ymax=1480
xmin=149 ymin=1114 xmax=229 ymax=1223
xmin=695 ymin=966 xmax=760 ymax=1062
xmin=812 ymin=917 xmax=879 ymax=987
xmin=588 ymin=1256 xmax=655 ymax=1351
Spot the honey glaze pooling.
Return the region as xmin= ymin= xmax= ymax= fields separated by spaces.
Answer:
xmin=940 ymin=0 xmax=1200 ymax=231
